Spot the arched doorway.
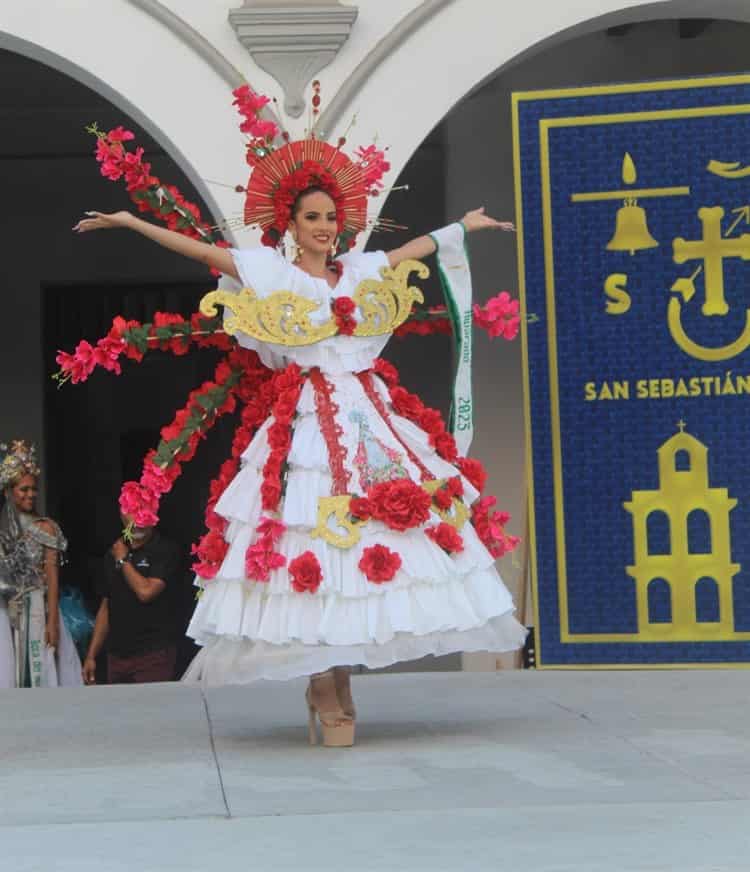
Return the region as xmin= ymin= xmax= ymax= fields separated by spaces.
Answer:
xmin=0 ymin=46 xmax=231 ymax=671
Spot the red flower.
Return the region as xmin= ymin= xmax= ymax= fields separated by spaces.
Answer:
xmin=368 ymin=479 xmax=432 ymax=531
xmin=260 ymin=477 xmax=283 ymax=511
xmin=419 ymin=407 xmax=445 ymax=436
xmin=433 ymin=487 xmax=453 ymax=510
xmin=140 ymin=462 xmax=172 ymax=496
xmin=432 ymin=431 xmax=458 ymax=462
xmin=373 ymin=358 xmax=400 ymax=387
xmin=333 ymin=296 xmax=356 ymax=316
xmin=389 ymin=386 xmax=424 ymax=419
xmin=107 ymin=126 xmax=135 ymax=143
xmin=359 ymin=544 xmax=402 ymax=583
xmin=263 ymin=451 xmax=283 ymax=479
xmin=256 ymin=516 xmax=286 ymax=541
xmin=289 ymin=551 xmax=323 ymax=593
xmin=337 ymin=316 xmax=356 ymax=336
xmin=446 ymin=476 xmax=464 ymax=498
xmin=473 ymin=292 xmax=520 ymax=341
xmin=119 ymin=481 xmax=159 ymax=527
xmin=232 ymin=425 xmax=254 ymax=458
xmin=349 ymin=496 xmax=373 ymax=520
xmin=426 ymin=522 xmax=464 ymax=554
xmin=245 ymin=539 xmax=286 ymax=582
xmin=197 ymin=530 xmax=229 ymax=564
xmin=274 ymin=395 xmax=298 ymax=422
xmin=457 ymin=457 xmax=487 ymax=493
xmin=273 ymin=364 xmax=303 ymax=394
xmin=267 ymin=422 xmax=292 ymax=452
xmin=471 ymin=496 xmax=517 ymax=558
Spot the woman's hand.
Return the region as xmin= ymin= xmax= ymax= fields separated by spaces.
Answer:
xmin=45 ymin=615 xmax=59 ymax=650
xmin=82 ymin=657 xmax=97 ymax=685
xmin=73 ymin=210 xmax=133 ymax=233
xmin=461 ymin=207 xmax=514 ymax=233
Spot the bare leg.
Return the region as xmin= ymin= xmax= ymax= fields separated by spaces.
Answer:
xmin=306 ymin=670 xmax=355 ymax=747
xmin=333 ymin=666 xmax=356 ymax=719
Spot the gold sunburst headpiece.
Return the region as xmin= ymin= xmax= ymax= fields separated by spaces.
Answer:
xmin=231 ymin=81 xmax=393 ymax=255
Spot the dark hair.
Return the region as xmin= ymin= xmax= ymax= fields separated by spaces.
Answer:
xmin=292 ymin=186 xmax=336 ymax=218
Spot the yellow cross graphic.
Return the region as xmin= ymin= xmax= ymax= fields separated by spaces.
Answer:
xmin=673 ymin=207 xmax=750 ymax=316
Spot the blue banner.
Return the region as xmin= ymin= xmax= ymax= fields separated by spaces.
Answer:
xmin=514 ymin=75 xmax=750 ymax=667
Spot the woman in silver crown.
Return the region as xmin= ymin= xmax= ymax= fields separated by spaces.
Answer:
xmin=0 ymin=441 xmax=82 ymax=687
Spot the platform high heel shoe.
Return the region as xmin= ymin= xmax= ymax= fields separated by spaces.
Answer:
xmin=333 ymin=666 xmax=356 ymax=720
xmin=306 ymin=670 xmax=355 ymax=747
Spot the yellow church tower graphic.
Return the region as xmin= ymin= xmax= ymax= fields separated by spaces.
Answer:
xmin=623 ymin=423 xmax=740 ymax=641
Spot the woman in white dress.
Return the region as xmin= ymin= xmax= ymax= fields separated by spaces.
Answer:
xmin=0 ymin=441 xmax=82 ymax=687
xmin=73 ymin=114 xmax=526 ymax=744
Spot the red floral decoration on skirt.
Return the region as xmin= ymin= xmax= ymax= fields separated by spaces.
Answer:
xmin=359 ymin=544 xmax=402 ymax=583
xmin=289 ymin=551 xmax=323 ymax=594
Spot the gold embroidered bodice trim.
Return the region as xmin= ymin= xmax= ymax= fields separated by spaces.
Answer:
xmin=199 ymin=259 xmax=428 ymax=346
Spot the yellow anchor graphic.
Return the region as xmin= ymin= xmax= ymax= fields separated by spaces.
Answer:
xmin=669 ymin=206 xmax=750 ymax=361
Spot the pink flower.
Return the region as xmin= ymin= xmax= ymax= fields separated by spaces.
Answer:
xmin=192 ymin=560 xmax=219 ymax=580
xmin=471 ymin=495 xmax=517 ymax=559
xmin=256 ymin=516 xmax=286 ymax=542
xmin=119 ymin=481 xmax=160 ymax=527
xmin=354 ymin=145 xmax=390 ymax=193
xmin=57 ymin=340 xmax=96 ymax=383
xmin=244 ymin=535 xmax=286 ymax=582
xmin=140 ymin=462 xmax=173 ymax=496
xmin=247 ymin=119 xmax=278 ymax=139
xmin=107 ymin=126 xmax=135 ymax=143
xmin=95 ymin=139 xmax=111 ymax=160
xmin=93 ymin=335 xmax=126 ymax=374
xmin=100 ymin=160 xmax=124 ymax=181
xmin=473 ymin=292 xmax=520 ymax=340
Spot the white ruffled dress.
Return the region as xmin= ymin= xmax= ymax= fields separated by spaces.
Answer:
xmin=184 ymin=246 xmax=526 ymax=684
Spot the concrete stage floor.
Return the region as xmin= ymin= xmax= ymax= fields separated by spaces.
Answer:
xmin=1 ymin=669 xmax=749 ymax=871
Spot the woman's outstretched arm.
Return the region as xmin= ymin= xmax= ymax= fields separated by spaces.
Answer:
xmin=386 ymin=207 xmax=514 ymax=267
xmin=73 ymin=210 xmax=240 ymax=280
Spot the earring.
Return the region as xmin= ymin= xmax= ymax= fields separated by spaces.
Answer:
xmin=292 ymin=235 xmax=303 ymax=261
xmin=330 ymin=238 xmax=338 ymax=257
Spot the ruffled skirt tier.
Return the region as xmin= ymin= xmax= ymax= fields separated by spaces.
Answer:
xmin=185 ymin=372 xmax=525 ymax=684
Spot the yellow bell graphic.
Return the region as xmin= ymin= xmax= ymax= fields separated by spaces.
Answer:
xmin=606 ymin=197 xmax=658 ymax=255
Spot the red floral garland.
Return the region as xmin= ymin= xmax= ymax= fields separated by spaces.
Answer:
xmin=394 ymin=294 xmax=521 ymax=342
xmin=54 ymin=311 xmax=234 ymax=386
xmin=191 ymin=362 xmax=275 ymax=579
xmin=119 ymin=350 xmax=259 ymax=528
xmin=89 ymin=124 xmax=230 ymax=274
xmin=260 ymin=364 xmax=305 ymax=512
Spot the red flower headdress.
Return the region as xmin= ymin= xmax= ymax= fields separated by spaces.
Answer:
xmin=233 ymin=82 xmax=390 ymax=255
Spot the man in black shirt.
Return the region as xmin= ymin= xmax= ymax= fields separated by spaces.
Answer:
xmin=82 ymin=518 xmax=181 ymax=684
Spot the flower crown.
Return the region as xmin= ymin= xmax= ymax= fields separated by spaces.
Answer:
xmin=0 ymin=440 xmax=40 ymax=490
xmin=233 ymin=82 xmax=391 ymax=255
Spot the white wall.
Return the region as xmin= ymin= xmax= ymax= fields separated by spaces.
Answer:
xmin=4 ymin=2 xmax=748 ymax=253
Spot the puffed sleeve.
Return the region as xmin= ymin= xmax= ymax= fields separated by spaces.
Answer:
xmin=229 ymin=246 xmax=289 ymax=295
